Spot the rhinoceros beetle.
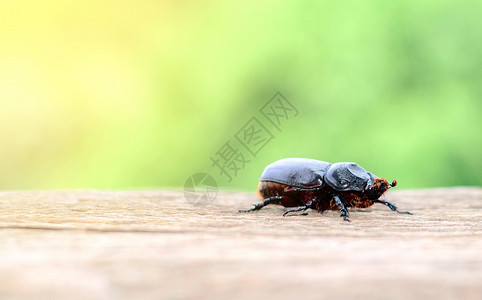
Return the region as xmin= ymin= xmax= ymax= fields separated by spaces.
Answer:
xmin=239 ymin=158 xmax=412 ymax=222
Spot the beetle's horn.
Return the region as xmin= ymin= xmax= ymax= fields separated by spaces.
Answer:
xmin=389 ymin=180 xmax=397 ymax=188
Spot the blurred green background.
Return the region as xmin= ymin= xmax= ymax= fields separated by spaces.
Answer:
xmin=0 ymin=0 xmax=481 ymax=190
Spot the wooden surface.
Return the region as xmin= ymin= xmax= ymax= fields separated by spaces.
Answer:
xmin=0 ymin=187 xmax=481 ymax=300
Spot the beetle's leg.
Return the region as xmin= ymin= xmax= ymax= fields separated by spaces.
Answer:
xmin=373 ymin=199 xmax=413 ymax=215
xmin=282 ymin=199 xmax=317 ymax=217
xmin=238 ymin=196 xmax=283 ymax=213
xmin=333 ymin=194 xmax=350 ymax=222
xmin=282 ymin=206 xmax=309 ymax=217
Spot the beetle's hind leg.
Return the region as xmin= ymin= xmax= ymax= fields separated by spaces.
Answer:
xmin=373 ymin=199 xmax=413 ymax=215
xmin=333 ymin=194 xmax=351 ymax=222
xmin=282 ymin=199 xmax=317 ymax=217
xmin=238 ymin=196 xmax=283 ymax=213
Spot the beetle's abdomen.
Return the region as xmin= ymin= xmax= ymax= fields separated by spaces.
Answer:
xmin=257 ymin=181 xmax=290 ymax=199
xmin=257 ymin=181 xmax=303 ymax=207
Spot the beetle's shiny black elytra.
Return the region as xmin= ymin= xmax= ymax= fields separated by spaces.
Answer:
xmin=239 ymin=158 xmax=412 ymax=222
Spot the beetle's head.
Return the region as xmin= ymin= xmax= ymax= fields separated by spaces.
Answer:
xmin=364 ymin=178 xmax=397 ymax=200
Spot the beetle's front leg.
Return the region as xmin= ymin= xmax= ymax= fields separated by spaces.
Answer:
xmin=333 ymin=194 xmax=350 ymax=222
xmin=373 ymin=199 xmax=413 ymax=215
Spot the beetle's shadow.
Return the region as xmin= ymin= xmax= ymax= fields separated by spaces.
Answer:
xmin=350 ymin=208 xmax=374 ymax=213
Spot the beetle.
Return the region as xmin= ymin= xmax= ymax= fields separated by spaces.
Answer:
xmin=239 ymin=158 xmax=412 ymax=221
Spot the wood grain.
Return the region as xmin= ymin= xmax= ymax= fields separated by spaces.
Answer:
xmin=0 ymin=187 xmax=481 ymax=300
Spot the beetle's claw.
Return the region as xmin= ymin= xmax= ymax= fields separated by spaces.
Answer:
xmin=238 ymin=204 xmax=258 ymax=213
xmin=283 ymin=210 xmax=296 ymax=217
xmin=340 ymin=213 xmax=351 ymax=222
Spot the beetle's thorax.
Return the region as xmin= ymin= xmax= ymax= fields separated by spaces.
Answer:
xmin=364 ymin=178 xmax=390 ymax=200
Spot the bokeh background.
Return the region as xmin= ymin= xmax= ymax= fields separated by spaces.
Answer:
xmin=0 ymin=0 xmax=481 ymax=190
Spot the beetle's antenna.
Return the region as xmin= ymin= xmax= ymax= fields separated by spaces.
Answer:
xmin=389 ymin=180 xmax=397 ymax=188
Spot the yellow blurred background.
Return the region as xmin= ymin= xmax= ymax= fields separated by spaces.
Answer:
xmin=0 ymin=0 xmax=480 ymax=190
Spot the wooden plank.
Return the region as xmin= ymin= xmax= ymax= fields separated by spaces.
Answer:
xmin=0 ymin=188 xmax=481 ymax=300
